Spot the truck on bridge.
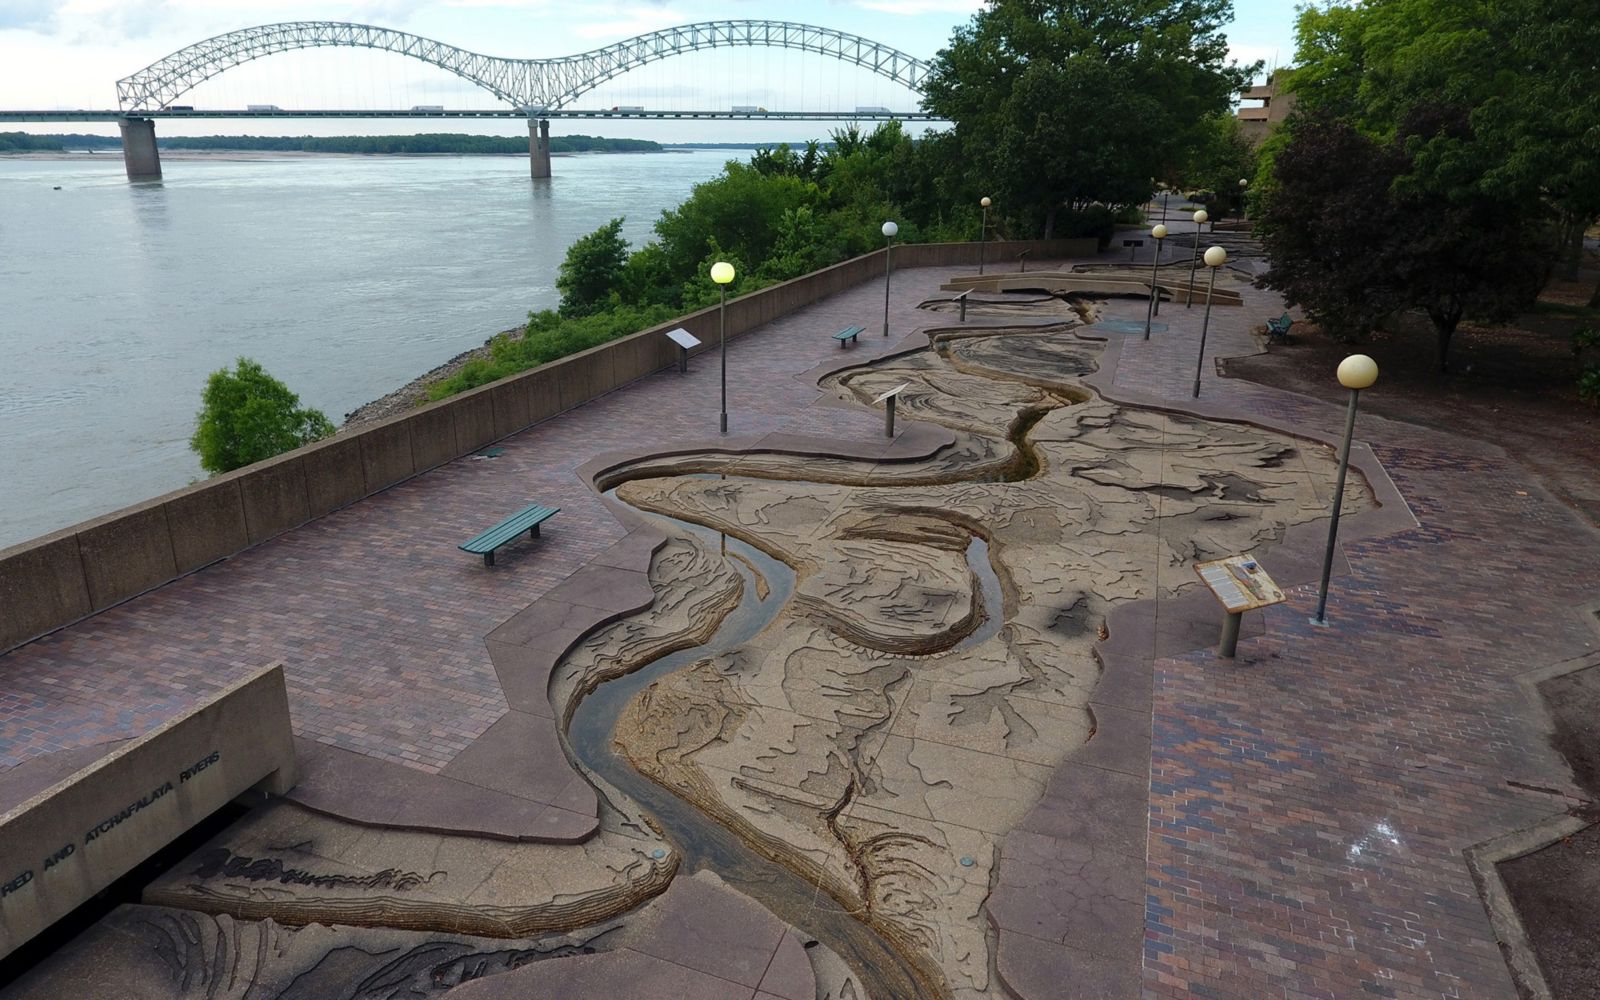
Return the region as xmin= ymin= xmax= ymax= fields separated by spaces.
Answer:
xmin=246 ymin=104 xmax=281 ymax=111
xmin=731 ymin=105 xmax=767 ymax=113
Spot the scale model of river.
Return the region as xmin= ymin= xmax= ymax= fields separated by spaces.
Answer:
xmin=567 ymin=503 xmax=1002 ymax=997
xmin=557 ymin=315 xmax=1373 ymax=998
xmin=69 ymin=312 xmax=1369 ymax=1000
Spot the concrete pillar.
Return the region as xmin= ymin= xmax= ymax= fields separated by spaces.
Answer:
xmin=528 ymin=118 xmax=551 ymax=179
xmin=118 ymin=117 xmax=161 ymax=181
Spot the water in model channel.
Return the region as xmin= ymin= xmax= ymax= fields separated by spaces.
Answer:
xmin=567 ymin=480 xmax=1009 ymax=998
xmin=0 ymin=150 xmax=728 ymax=548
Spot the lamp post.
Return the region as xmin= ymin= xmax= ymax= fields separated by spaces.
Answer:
xmin=978 ymin=196 xmax=991 ymax=275
xmin=1312 ymin=354 xmax=1379 ymax=626
xmin=1185 ymin=209 xmax=1209 ymax=307
xmin=1191 ymin=246 xmax=1226 ymax=398
xmin=1238 ymin=177 xmax=1249 ymax=222
xmin=711 ymin=260 xmax=735 ymax=433
xmin=881 ymin=220 xmax=898 ymax=337
xmin=1144 ymin=223 xmax=1168 ymax=339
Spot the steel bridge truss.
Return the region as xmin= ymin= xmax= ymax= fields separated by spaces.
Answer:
xmin=115 ymin=20 xmax=932 ymax=114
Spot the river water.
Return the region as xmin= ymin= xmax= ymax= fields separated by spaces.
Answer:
xmin=0 ymin=150 xmax=728 ymax=549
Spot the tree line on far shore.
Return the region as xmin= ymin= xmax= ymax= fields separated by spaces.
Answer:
xmin=0 ymin=132 xmax=660 ymax=155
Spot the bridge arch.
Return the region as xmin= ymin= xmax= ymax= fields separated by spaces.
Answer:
xmin=115 ymin=20 xmax=932 ymax=113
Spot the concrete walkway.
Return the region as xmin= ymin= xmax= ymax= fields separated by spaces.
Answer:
xmin=1081 ymin=257 xmax=1599 ymax=998
xmin=3 ymin=246 xmax=1597 ymax=998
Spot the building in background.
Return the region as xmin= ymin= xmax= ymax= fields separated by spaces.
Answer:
xmin=1236 ymin=70 xmax=1296 ymax=146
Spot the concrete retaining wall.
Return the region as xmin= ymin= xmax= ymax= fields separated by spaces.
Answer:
xmin=0 ymin=239 xmax=1094 ymax=653
xmin=0 ymin=663 xmax=294 ymax=959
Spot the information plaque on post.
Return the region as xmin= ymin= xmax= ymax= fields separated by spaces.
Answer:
xmin=873 ymin=382 xmax=910 ymax=438
xmin=665 ymin=327 xmax=701 ymax=373
xmin=1193 ymin=553 xmax=1285 ymax=659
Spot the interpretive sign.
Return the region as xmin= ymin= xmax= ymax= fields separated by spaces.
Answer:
xmin=874 ymin=382 xmax=911 ymax=438
xmin=664 ymin=328 xmax=700 ymax=351
xmin=665 ymin=327 xmax=701 ymax=373
xmin=1194 ymin=554 xmax=1284 ymax=613
xmin=872 ymin=382 xmax=910 ymax=406
xmin=1196 ymin=553 xmax=1280 ymax=656
xmin=1194 ymin=554 xmax=1285 ymax=659
xmin=0 ymin=663 xmax=296 ymax=959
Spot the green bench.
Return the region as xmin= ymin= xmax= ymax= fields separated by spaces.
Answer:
xmin=833 ymin=325 xmax=865 ymax=348
xmin=1266 ymin=312 xmax=1295 ymax=345
xmin=460 ymin=503 xmax=559 ymax=566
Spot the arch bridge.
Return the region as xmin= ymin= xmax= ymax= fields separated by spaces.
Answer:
xmin=108 ymin=20 xmax=934 ymax=179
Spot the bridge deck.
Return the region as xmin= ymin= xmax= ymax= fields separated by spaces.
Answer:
xmin=0 ymin=109 xmax=939 ymax=122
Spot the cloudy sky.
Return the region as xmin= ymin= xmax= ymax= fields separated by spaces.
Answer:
xmin=0 ymin=0 xmax=1300 ymax=140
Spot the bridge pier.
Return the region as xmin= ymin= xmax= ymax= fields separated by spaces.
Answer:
xmin=528 ymin=118 xmax=551 ymax=179
xmin=118 ymin=117 xmax=161 ymax=181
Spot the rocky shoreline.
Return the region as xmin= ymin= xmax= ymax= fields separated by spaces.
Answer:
xmin=341 ymin=323 xmax=525 ymax=429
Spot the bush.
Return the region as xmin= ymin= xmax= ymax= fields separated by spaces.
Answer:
xmin=557 ymin=218 xmax=629 ymax=317
xmin=1055 ymin=206 xmax=1120 ymax=248
xmin=1576 ymin=326 xmax=1600 ymax=405
xmin=190 ymin=358 xmax=334 ymax=474
xmin=1578 ymin=366 xmax=1600 ymax=406
xmin=427 ymin=303 xmax=679 ymax=399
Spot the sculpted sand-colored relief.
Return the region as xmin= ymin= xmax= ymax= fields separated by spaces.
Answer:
xmin=142 ymin=801 xmax=677 ymax=938
xmin=605 ymin=325 xmax=1371 ymax=998
xmin=60 ymin=318 xmax=1372 ymax=1000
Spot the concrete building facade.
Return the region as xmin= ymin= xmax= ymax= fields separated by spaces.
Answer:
xmin=1237 ymin=70 xmax=1296 ymax=146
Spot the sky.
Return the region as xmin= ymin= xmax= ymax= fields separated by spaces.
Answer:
xmin=0 ymin=0 xmax=1302 ymax=141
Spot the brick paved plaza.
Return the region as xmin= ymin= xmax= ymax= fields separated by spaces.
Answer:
xmin=2 ymin=240 xmax=1596 ymax=998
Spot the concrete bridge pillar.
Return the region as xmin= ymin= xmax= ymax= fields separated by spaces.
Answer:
xmin=528 ymin=118 xmax=551 ymax=179
xmin=118 ymin=117 xmax=161 ymax=181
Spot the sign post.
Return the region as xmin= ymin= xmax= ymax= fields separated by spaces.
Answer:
xmin=1193 ymin=554 xmax=1285 ymax=659
xmin=874 ymin=382 xmax=910 ymax=438
xmin=664 ymin=328 xmax=701 ymax=374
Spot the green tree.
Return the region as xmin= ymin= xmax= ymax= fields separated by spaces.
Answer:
xmin=557 ymin=217 xmax=630 ymax=316
xmin=190 ymin=358 xmax=334 ymax=474
xmin=1181 ymin=113 xmax=1257 ymax=219
xmin=1286 ymin=0 xmax=1600 ymax=278
xmin=755 ymin=206 xmax=846 ymax=283
xmin=650 ymin=162 xmax=819 ymax=283
xmin=1254 ymin=114 xmax=1401 ymax=344
xmin=1257 ymin=108 xmax=1545 ymax=371
xmin=921 ymin=0 xmax=1256 ymax=238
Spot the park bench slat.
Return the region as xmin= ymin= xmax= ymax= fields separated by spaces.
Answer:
xmin=833 ymin=325 xmax=865 ymax=348
xmin=460 ymin=504 xmax=559 ymax=566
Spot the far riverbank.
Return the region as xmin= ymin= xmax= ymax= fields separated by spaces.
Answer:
xmin=5 ymin=149 xmax=681 ymax=162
